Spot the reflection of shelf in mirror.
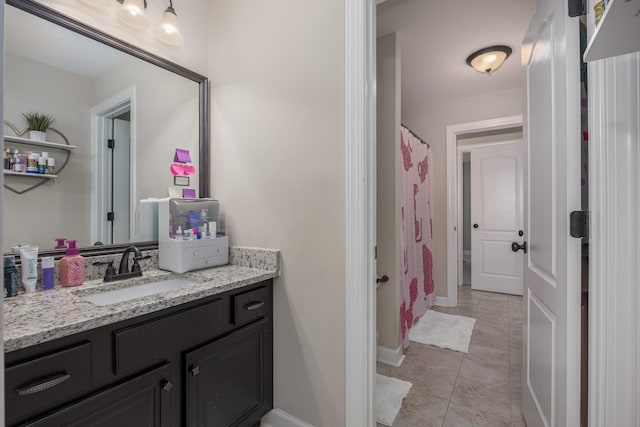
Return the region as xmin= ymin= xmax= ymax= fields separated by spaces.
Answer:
xmin=3 ymin=171 xmax=58 ymax=179
xmin=584 ymin=0 xmax=640 ymax=62
xmin=3 ymin=136 xmax=76 ymax=151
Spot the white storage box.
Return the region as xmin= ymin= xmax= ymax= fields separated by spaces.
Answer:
xmin=158 ymin=198 xmax=229 ymax=273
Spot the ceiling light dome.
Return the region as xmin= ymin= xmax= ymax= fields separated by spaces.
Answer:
xmin=466 ymin=45 xmax=512 ymax=75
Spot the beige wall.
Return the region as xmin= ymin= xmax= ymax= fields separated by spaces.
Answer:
xmin=403 ymin=87 xmax=524 ymax=298
xmin=207 ymin=1 xmax=346 ymax=425
xmin=376 ymin=33 xmax=402 ymax=350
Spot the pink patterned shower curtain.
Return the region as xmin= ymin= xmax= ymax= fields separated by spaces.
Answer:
xmin=399 ymin=126 xmax=434 ymax=348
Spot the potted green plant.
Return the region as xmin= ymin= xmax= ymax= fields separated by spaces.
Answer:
xmin=23 ymin=112 xmax=54 ymax=141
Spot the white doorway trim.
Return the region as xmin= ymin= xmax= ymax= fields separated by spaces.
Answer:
xmin=457 ymin=148 xmax=468 ymax=288
xmin=446 ymin=115 xmax=522 ymax=307
xmin=90 ymin=86 xmax=137 ymax=246
xmin=345 ymin=0 xmax=376 ymax=425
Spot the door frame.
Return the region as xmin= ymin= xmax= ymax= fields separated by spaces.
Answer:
xmin=345 ymin=0 xmax=377 ymax=425
xmin=90 ymin=86 xmax=137 ymax=246
xmin=446 ymin=115 xmax=523 ymax=306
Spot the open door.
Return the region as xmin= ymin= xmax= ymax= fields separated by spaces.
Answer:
xmin=521 ymin=0 xmax=582 ymax=426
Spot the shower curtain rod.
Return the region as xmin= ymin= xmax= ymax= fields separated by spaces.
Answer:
xmin=401 ymin=124 xmax=430 ymax=148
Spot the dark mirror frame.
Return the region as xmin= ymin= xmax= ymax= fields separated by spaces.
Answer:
xmin=5 ymin=0 xmax=210 ymax=259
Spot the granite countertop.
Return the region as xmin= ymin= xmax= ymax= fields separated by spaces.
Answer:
xmin=4 ymin=247 xmax=280 ymax=353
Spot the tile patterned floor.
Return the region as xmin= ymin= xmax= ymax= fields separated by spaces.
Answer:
xmin=377 ymin=285 xmax=526 ymax=427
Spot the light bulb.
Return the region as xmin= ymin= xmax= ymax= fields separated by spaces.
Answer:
xmin=117 ymin=0 xmax=150 ymax=29
xmin=156 ymin=6 xmax=184 ymax=46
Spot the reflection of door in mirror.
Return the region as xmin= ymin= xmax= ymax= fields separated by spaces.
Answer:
xmin=94 ymin=104 xmax=131 ymax=245
xmin=91 ymin=91 xmax=134 ymax=246
xmin=110 ymin=115 xmax=131 ymax=245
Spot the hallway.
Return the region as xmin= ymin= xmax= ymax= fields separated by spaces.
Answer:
xmin=377 ymin=285 xmax=525 ymax=427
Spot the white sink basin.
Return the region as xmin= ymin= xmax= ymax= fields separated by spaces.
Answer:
xmin=81 ymin=278 xmax=199 ymax=306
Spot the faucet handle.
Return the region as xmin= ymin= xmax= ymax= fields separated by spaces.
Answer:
xmin=131 ymin=255 xmax=151 ymax=273
xmin=93 ymin=260 xmax=116 ymax=282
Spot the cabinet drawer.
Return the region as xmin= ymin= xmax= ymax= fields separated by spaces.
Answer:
xmin=234 ymin=286 xmax=270 ymax=326
xmin=114 ymin=298 xmax=228 ymax=375
xmin=24 ymin=363 xmax=172 ymax=427
xmin=5 ymin=342 xmax=92 ymax=425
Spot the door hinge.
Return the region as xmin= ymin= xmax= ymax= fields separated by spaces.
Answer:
xmin=375 ymin=246 xmax=377 ymax=260
xmin=568 ymin=0 xmax=586 ymax=17
xmin=107 ymin=139 xmax=115 ymax=149
xmin=570 ymin=210 xmax=588 ymax=239
xmin=107 ymin=212 xmax=115 ymax=222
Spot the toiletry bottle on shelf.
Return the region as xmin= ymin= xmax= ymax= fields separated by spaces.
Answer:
xmin=27 ymin=153 xmax=39 ymax=173
xmin=47 ymin=157 xmax=55 ymax=175
xmin=12 ymin=149 xmax=22 ymax=173
xmin=38 ymin=156 xmax=47 ymax=174
xmin=60 ymin=240 xmax=84 ymax=287
xmin=4 ymin=149 xmax=12 ymax=170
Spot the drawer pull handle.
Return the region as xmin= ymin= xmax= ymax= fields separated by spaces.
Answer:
xmin=243 ymin=301 xmax=265 ymax=311
xmin=16 ymin=372 xmax=71 ymax=396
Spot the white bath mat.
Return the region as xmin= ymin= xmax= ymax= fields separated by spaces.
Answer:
xmin=376 ymin=373 xmax=412 ymax=426
xmin=409 ymin=310 xmax=476 ymax=353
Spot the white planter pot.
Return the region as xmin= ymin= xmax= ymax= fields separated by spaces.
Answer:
xmin=29 ymin=130 xmax=46 ymax=141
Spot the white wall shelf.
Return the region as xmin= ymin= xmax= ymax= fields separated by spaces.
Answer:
xmin=3 ymin=170 xmax=58 ymax=179
xmin=3 ymin=135 xmax=76 ymax=151
xmin=584 ymin=0 xmax=640 ymax=62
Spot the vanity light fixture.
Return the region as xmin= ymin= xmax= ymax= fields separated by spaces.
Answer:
xmin=81 ymin=0 xmax=184 ymax=46
xmin=155 ymin=1 xmax=184 ymax=46
xmin=466 ymin=45 xmax=512 ymax=75
xmin=117 ymin=0 xmax=150 ymax=29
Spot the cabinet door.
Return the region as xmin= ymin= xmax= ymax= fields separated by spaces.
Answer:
xmin=24 ymin=363 xmax=172 ymax=427
xmin=186 ymin=318 xmax=271 ymax=427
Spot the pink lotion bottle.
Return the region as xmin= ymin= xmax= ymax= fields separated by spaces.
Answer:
xmin=60 ymin=240 xmax=85 ymax=287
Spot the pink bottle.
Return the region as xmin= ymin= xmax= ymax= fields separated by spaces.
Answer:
xmin=60 ymin=239 xmax=85 ymax=287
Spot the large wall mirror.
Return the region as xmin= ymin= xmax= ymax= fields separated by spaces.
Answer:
xmin=3 ymin=0 xmax=209 ymax=255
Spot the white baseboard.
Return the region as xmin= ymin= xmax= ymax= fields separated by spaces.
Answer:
xmin=261 ymin=409 xmax=314 ymax=427
xmin=376 ymin=344 xmax=405 ymax=367
xmin=435 ymin=296 xmax=449 ymax=307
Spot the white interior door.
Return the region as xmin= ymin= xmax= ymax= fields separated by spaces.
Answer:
xmin=112 ymin=118 xmax=131 ymax=243
xmin=521 ymin=0 xmax=581 ymax=426
xmin=470 ymin=141 xmax=524 ymax=295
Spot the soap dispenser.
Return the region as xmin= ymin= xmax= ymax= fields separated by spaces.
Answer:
xmin=60 ymin=239 xmax=85 ymax=287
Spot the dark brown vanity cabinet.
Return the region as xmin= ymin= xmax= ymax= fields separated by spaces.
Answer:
xmin=186 ymin=318 xmax=271 ymax=426
xmin=4 ymin=280 xmax=273 ymax=427
xmin=24 ymin=363 xmax=173 ymax=427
